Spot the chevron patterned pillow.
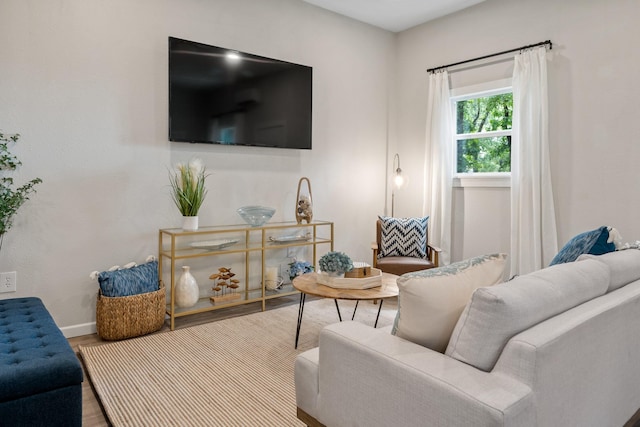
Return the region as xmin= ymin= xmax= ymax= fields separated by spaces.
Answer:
xmin=378 ymin=216 xmax=428 ymax=259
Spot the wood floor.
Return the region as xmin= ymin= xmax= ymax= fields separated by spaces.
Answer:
xmin=67 ymin=295 xmax=302 ymax=427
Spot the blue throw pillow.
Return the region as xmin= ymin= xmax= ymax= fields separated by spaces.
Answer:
xmin=98 ymin=260 xmax=159 ymax=297
xmin=378 ymin=216 xmax=428 ymax=259
xmin=549 ymin=226 xmax=615 ymax=266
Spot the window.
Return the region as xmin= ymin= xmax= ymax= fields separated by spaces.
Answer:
xmin=451 ymin=82 xmax=513 ymax=175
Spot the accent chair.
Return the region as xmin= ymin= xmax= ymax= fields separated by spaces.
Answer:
xmin=372 ymin=218 xmax=440 ymax=276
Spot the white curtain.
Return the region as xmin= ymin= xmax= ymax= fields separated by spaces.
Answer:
xmin=424 ymin=71 xmax=453 ymax=265
xmin=510 ymin=47 xmax=558 ymax=275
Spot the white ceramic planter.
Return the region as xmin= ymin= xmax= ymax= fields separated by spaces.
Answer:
xmin=182 ymin=216 xmax=199 ymax=231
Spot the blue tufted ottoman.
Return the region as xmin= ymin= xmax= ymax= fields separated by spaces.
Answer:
xmin=0 ymin=297 xmax=83 ymax=426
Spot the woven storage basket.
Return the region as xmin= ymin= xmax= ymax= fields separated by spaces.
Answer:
xmin=96 ymin=281 xmax=166 ymax=340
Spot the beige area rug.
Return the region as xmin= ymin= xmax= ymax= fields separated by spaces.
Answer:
xmin=79 ymin=297 xmax=397 ymax=426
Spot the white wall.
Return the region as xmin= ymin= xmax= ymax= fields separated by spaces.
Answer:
xmin=394 ymin=0 xmax=640 ymax=261
xmin=0 ymin=0 xmax=394 ymax=335
xmin=5 ymin=0 xmax=637 ymax=335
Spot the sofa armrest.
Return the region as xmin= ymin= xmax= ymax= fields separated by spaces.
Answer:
xmin=295 ymin=347 xmax=320 ymax=418
xmin=315 ymin=322 xmax=534 ymax=427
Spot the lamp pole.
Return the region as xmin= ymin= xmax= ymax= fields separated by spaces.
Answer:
xmin=391 ymin=153 xmax=404 ymax=217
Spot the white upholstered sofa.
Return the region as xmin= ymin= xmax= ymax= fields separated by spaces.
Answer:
xmin=295 ymin=249 xmax=640 ymax=426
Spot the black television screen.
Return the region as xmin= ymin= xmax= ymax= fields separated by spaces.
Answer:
xmin=169 ymin=37 xmax=312 ymax=149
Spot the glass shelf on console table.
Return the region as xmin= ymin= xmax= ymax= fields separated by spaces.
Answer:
xmin=159 ymin=220 xmax=334 ymax=330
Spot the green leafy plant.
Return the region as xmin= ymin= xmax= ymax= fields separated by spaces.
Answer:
xmin=319 ymin=251 xmax=354 ymax=274
xmin=169 ymin=158 xmax=209 ymax=216
xmin=0 ymin=131 xmax=42 ymax=241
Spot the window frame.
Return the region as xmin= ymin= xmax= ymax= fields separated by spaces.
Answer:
xmin=450 ymin=78 xmax=513 ymax=188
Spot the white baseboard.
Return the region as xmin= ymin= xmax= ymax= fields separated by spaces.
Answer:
xmin=60 ymin=322 xmax=96 ymax=338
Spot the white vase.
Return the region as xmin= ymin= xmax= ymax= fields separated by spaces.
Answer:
xmin=182 ymin=216 xmax=199 ymax=231
xmin=176 ymin=266 xmax=199 ymax=308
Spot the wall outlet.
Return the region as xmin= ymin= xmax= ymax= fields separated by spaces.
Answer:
xmin=0 ymin=271 xmax=16 ymax=293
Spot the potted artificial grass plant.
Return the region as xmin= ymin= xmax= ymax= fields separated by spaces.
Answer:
xmin=169 ymin=158 xmax=209 ymax=230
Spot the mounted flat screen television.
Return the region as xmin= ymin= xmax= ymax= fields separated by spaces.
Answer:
xmin=169 ymin=37 xmax=312 ymax=149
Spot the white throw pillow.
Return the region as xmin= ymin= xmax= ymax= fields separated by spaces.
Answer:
xmin=446 ymin=258 xmax=610 ymax=372
xmin=391 ymin=253 xmax=507 ymax=353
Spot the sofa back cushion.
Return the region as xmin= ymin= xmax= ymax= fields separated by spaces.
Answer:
xmin=445 ymin=259 xmax=610 ymax=371
xmin=392 ymin=253 xmax=507 ymax=353
xmin=577 ymin=249 xmax=640 ymax=292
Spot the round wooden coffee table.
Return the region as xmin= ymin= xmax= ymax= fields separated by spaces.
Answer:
xmin=292 ymin=272 xmax=399 ymax=348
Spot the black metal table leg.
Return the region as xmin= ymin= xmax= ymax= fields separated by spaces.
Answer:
xmin=295 ymin=292 xmax=306 ymax=349
xmin=374 ymin=299 xmax=384 ymax=328
xmin=351 ymin=300 xmax=359 ymax=320
xmin=333 ymin=299 xmax=342 ymax=321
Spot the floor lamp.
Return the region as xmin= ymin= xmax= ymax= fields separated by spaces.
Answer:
xmin=391 ymin=153 xmax=404 ymax=217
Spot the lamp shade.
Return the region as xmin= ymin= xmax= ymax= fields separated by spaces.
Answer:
xmin=394 ymin=172 xmax=404 ymax=188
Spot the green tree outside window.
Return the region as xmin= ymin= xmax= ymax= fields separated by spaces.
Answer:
xmin=456 ymin=93 xmax=512 ymax=173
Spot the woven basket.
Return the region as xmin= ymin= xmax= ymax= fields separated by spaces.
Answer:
xmin=96 ymin=281 xmax=166 ymax=340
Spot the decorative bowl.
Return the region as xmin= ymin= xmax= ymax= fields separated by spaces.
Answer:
xmin=237 ymin=206 xmax=276 ymax=227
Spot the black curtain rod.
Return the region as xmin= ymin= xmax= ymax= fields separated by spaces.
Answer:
xmin=427 ymin=40 xmax=552 ymax=74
